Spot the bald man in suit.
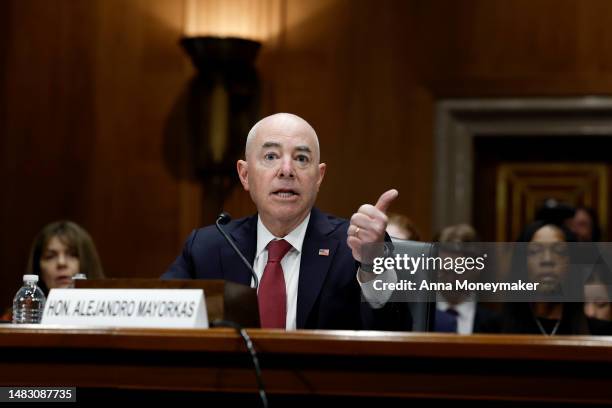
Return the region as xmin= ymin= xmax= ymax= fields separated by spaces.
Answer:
xmin=163 ymin=113 xmax=405 ymax=330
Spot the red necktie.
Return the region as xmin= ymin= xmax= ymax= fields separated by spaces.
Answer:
xmin=258 ymin=239 xmax=292 ymax=329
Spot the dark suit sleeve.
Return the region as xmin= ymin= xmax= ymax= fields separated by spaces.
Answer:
xmin=161 ymin=230 xmax=197 ymax=279
xmin=362 ymin=236 xmax=436 ymax=331
xmin=359 ymin=234 xmax=413 ymax=331
xmin=362 ymin=300 xmax=413 ymax=331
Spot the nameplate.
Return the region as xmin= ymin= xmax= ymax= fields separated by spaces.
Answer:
xmin=41 ymin=289 xmax=208 ymax=328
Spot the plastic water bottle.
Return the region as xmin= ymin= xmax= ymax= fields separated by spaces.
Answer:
xmin=70 ymin=273 xmax=87 ymax=288
xmin=12 ymin=274 xmax=46 ymax=324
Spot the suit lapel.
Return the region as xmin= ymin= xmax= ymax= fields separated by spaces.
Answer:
xmin=220 ymin=215 xmax=258 ymax=286
xmin=296 ymin=208 xmax=339 ymax=328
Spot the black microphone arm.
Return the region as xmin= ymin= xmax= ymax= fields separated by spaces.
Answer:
xmin=215 ymin=212 xmax=259 ymax=289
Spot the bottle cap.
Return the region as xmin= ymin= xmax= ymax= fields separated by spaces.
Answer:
xmin=23 ymin=274 xmax=39 ymax=283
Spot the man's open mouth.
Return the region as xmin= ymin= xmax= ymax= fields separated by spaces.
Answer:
xmin=272 ymin=189 xmax=299 ymax=198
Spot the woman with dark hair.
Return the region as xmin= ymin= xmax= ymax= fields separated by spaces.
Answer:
xmin=26 ymin=220 xmax=105 ymax=294
xmin=502 ymin=221 xmax=592 ymax=335
xmin=1 ymin=221 xmax=104 ymax=321
xmin=569 ymin=206 xmax=602 ymax=242
xmin=584 ymin=263 xmax=612 ymax=321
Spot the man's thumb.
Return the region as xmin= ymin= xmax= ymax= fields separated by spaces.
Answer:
xmin=374 ymin=189 xmax=399 ymax=213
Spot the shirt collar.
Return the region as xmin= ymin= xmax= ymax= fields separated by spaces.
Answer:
xmin=256 ymin=212 xmax=311 ymax=257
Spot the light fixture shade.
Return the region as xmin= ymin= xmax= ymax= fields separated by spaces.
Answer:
xmin=178 ymin=35 xmax=262 ymax=208
xmin=180 ymin=36 xmax=261 ymax=72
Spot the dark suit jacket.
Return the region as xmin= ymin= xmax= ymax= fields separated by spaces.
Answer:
xmin=473 ymin=304 xmax=502 ymax=333
xmin=431 ymin=302 xmax=502 ymax=334
xmin=162 ymin=207 xmax=409 ymax=330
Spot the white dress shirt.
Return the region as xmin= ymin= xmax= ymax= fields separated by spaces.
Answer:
xmin=253 ymin=212 xmax=396 ymax=329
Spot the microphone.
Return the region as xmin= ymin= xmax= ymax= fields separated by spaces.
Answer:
xmin=216 ymin=212 xmax=259 ymax=289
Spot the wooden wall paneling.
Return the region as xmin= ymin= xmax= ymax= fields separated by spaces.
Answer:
xmin=0 ymin=1 xmax=98 ymax=304
xmin=88 ymin=0 xmax=190 ymax=278
xmin=6 ymin=0 xmax=612 ymax=307
xmin=231 ymin=0 xmax=435 ymax=240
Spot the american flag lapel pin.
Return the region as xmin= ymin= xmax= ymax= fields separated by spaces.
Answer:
xmin=318 ymin=248 xmax=330 ymax=256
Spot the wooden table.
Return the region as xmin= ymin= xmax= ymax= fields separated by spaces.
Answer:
xmin=0 ymin=326 xmax=611 ymax=404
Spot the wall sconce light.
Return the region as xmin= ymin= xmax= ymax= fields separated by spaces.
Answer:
xmin=180 ymin=35 xmax=261 ymax=216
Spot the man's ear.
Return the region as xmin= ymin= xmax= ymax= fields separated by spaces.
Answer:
xmin=316 ymin=162 xmax=326 ymax=189
xmin=237 ymin=160 xmax=249 ymax=191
